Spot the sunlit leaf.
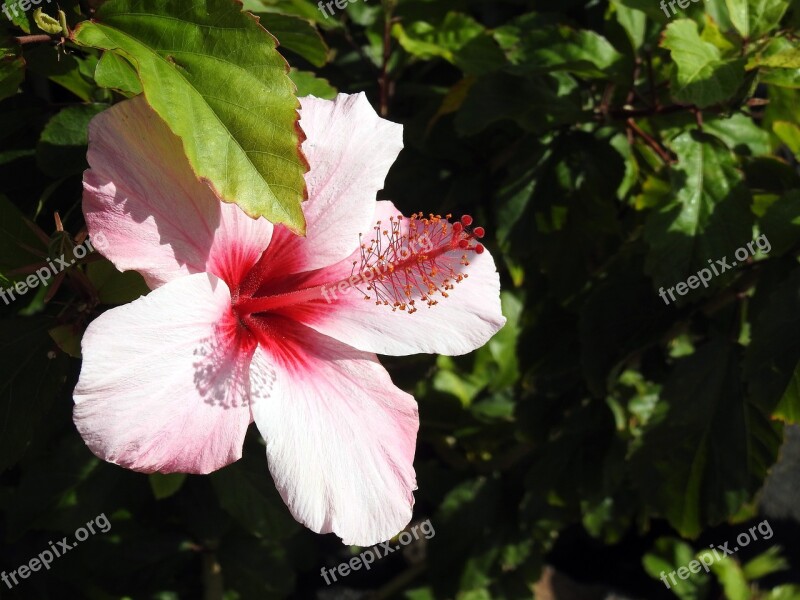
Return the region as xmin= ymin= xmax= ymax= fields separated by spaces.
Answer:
xmin=73 ymin=0 xmax=308 ymax=232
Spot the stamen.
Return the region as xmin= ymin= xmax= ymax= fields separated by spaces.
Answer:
xmin=350 ymin=212 xmax=486 ymax=313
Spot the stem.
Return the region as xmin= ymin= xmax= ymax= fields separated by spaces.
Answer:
xmin=611 ymin=103 xmax=695 ymax=119
xmin=14 ymin=34 xmax=56 ymax=45
xmin=626 ymin=58 xmax=641 ymax=107
xmin=598 ymin=83 xmax=616 ymax=118
xmin=646 ymin=50 xmax=658 ymax=110
xmin=202 ymin=553 xmax=224 ymax=600
xmin=372 ymin=562 xmax=427 ymax=600
xmin=626 ymin=118 xmax=675 ymax=164
xmin=693 ymin=107 xmax=704 ymax=129
xmin=341 ymin=18 xmax=381 ymax=74
xmin=379 ymin=3 xmax=395 ymax=117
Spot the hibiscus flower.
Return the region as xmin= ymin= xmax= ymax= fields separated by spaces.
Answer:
xmin=74 ymin=92 xmax=505 ymax=545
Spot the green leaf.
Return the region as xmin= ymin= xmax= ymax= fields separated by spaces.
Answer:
xmin=612 ymin=1 xmax=647 ymax=50
xmin=743 ymin=156 xmax=800 ymax=195
xmin=742 ymin=546 xmax=788 ymax=580
xmin=726 ymin=0 xmax=750 ymax=38
xmin=256 ymin=12 xmax=328 ymax=67
xmin=211 ymin=454 xmax=298 ymax=540
xmin=760 ymin=190 xmax=800 ymax=256
xmin=429 ymin=477 xmax=508 ymax=596
xmin=484 ymin=292 xmax=523 ymax=391
xmin=24 ymin=45 xmax=99 ymax=102
xmin=702 ymin=113 xmax=771 ymax=156
xmin=644 ymin=131 xmax=753 ymax=295
xmin=2 ymin=0 xmax=31 ymax=32
xmin=704 ymin=550 xmax=749 ymax=600
xmin=0 ymin=317 xmax=69 ymax=472
xmin=661 ymin=19 xmax=746 ymax=107
xmin=749 ymin=47 xmax=800 ymax=69
xmin=725 ymin=0 xmax=789 ymax=38
xmin=288 ymin=68 xmax=336 ymax=99
xmin=766 ymin=586 xmax=800 ymax=599
xmin=72 ymin=0 xmax=308 ymax=233
xmin=522 ymin=399 xmax=616 ymax=509
xmin=86 ymin=258 xmax=150 ymax=305
xmin=433 ymin=361 xmax=484 ymax=407
xmin=772 ymin=363 xmax=800 ymax=424
xmin=392 ymin=12 xmax=484 ymax=64
xmin=0 ymin=39 xmax=24 ymax=101
xmin=631 ymin=340 xmax=780 ymax=537
xmin=37 ymin=104 xmax=107 ymax=178
xmin=149 ymin=472 xmax=187 ymax=500
xmin=0 ymin=195 xmax=45 ymax=282
xmin=455 ymin=72 xmax=581 ymax=136
xmin=580 ymin=255 xmax=673 ymax=396
xmin=744 ymin=266 xmax=800 ymax=421
xmin=773 ymin=120 xmax=800 ymax=158
xmin=453 ymin=34 xmax=507 ymax=76
xmin=753 ymin=38 xmax=800 ymax=88
xmin=94 ymin=51 xmax=143 ymax=96
xmin=642 ymin=537 xmax=710 ymax=600
xmin=433 ymin=291 xmax=523 ymax=406
xmin=613 ymin=0 xmax=670 ymax=22
xmin=48 ymin=324 xmax=82 ymax=358
xmin=700 ymin=14 xmax=740 ymax=56
xmin=217 ymin=535 xmax=295 ymax=598
xmin=242 ymin=0 xmax=327 ymax=24
xmin=495 ymin=17 xmax=625 ymax=80
xmin=405 ymin=589 xmax=437 ymax=600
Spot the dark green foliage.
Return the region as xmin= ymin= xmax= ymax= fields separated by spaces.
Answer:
xmin=1 ymin=0 xmax=800 ymax=598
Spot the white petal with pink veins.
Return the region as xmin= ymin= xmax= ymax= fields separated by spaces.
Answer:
xmin=74 ymin=273 xmax=255 ymax=474
xmin=83 ymin=95 xmax=273 ymax=290
xmin=247 ymin=318 xmax=418 ymax=545
xmin=285 ymin=201 xmax=507 ymax=356
xmin=249 ymin=93 xmax=404 ymax=282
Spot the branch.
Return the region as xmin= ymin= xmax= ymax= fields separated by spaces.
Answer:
xmin=626 ymin=118 xmax=676 ymax=164
xmin=611 ymin=103 xmax=696 ymax=119
xmin=202 ymin=552 xmax=224 ymax=600
xmin=14 ymin=34 xmax=57 ymax=45
xmin=379 ymin=14 xmax=393 ymax=117
xmin=340 ymin=18 xmax=381 ymax=75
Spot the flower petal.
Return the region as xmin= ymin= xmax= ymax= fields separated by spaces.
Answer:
xmin=83 ymin=95 xmax=273 ymax=289
xmin=247 ymin=316 xmax=417 ymax=545
xmin=248 ymin=93 xmax=403 ymax=282
xmin=283 ymin=201 xmax=506 ymax=356
xmin=74 ymin=273 xmax=255 ymax=474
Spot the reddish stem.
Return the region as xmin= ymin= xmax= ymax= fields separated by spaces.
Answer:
xmin=14 ymin=34 xmax=56 ymax=45
xmin=626 ymin=118 xmax=675 ymax=164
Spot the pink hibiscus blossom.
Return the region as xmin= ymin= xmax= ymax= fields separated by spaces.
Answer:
xmin=74 ymin=92 xmax=505 ymax=545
